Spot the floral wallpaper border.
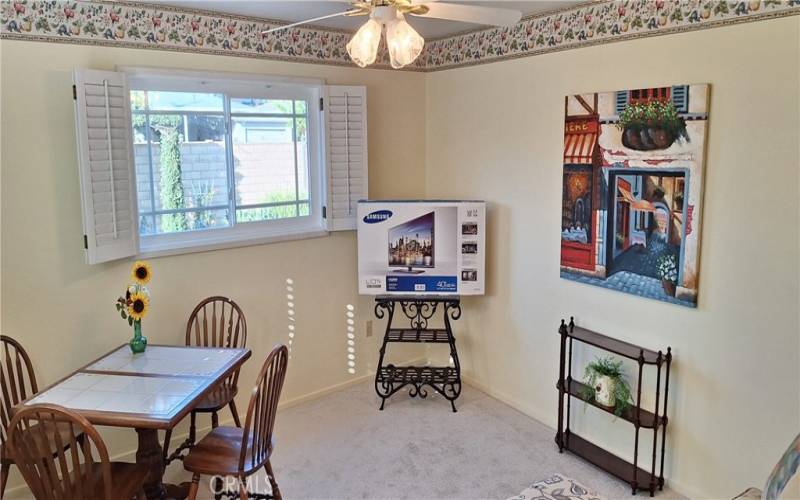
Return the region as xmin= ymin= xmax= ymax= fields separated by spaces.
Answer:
xmin=0 ymin=0 xmax=373 ymax=68
xmin=1 ymin=0 xmax=799 ymax=72
xmin=422 ymin=0 xmax=800 ymax=70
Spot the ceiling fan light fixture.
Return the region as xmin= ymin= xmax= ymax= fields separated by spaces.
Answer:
xmin=346 ymin=17 xmax=382 ymax=68
xmin=263 ymin=1 xmax=522 ymax=70
xmin=386 ymin=12 xmax=424 ymax=69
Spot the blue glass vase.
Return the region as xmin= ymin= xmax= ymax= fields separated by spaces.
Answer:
xmin=129 ymin=320 xmax=148 ymax=354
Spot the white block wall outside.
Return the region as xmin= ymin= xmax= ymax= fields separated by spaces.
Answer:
xmin=133 ymin=142 xmax=309 ymax=214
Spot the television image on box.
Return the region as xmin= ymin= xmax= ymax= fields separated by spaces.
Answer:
xmin=358 ymin=200 xmax=485 ymax=295
xmin=388 ymin=212 xmax=435 ymax=274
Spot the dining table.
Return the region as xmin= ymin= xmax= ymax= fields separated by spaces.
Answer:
xmin=16 ymin=344 xmax=251 ymax=499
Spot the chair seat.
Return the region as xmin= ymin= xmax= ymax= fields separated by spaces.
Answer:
xmin=194 ymin=384 xmax=237 ymax=412
xmin=1 ymin=420 xmax=84 ymax=465
xmin=183 ymin=426 xmax=271 ymax=476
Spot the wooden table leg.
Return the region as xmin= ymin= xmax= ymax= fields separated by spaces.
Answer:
xmin=136 ymin=428 xmax=167 ymax=500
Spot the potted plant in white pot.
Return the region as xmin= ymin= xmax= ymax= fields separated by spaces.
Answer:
xmin=581 ymin=356 xmax=633 ymax=417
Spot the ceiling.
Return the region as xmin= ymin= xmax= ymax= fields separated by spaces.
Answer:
xmin=150 ymin=1 xmax=586 ymax=39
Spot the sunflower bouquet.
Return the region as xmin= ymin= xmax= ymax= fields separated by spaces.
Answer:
xmin=116 ymin=261 xmax=152 ymax=353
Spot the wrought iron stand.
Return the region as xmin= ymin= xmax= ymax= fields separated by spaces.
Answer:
xmin=373 ymin=295 xmax=462 ymax=412
xmin=555 ymin=317 xmax=672 ymax=496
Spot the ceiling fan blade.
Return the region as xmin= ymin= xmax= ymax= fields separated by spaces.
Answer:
xmin=410 ymin=3 xmax=521 ymax=27
xmin=261 ymin=9 xmax=364 ymax=35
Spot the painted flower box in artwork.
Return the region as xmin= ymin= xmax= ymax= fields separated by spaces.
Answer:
xmin=618 ymin=101 xmax=688 ymax=151
xmin=622 ymin=126 xmax=678 ymax=151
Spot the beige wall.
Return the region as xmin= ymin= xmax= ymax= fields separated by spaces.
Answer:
xmin=425 ymin=17 xmax=800 ymax=499
xmin=3 ymin=15 xmax=800 ymax=500
xmin=0 ymin=40 xmax=427 ymax=494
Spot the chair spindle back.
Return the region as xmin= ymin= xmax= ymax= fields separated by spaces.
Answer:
xmin=185 ymin=296 xmax=247 ymax=349
xmin=1 ymin=335 xmax=39 ymax=445
xmin=7 ymin=404 xmax=113 ymax=500
xmin=240 ymin=345 xmax=288 ymax=473
xmin=185 ymin=297 xmax=247 ymax=391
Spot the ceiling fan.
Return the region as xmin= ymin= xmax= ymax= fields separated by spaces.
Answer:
xmin=261 ymin=0 xmax=523 ymax=69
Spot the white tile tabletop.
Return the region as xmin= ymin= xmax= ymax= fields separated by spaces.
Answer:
xmin=26 ymin=372 xmax=203 ymax=416
xmin=19 ymin=344 xmax=250 ymax=427
xmin=85 ymin=345 xmax=241 ymax=377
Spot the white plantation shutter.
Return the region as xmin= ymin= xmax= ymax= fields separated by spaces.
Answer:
xmin=73 ymin=69 xmax=138 ymax=264
xmin=324 ymin=85 xmax=368 ymax=231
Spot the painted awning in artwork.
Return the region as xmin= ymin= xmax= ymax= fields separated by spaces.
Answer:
xmin=564 ymin=120 xmax=598 ymax=165
xmin=563 ymin=131 xmax=597 ymax=164
xmin=618 ymin=185 xmax=656 ymax=212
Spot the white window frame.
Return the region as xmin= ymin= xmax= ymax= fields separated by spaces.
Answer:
xmin=122 ymin=67 xmax=328 ymax=257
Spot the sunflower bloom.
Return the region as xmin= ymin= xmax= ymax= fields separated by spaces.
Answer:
xmin=131 ymin=261 xmax=152 ymax=285
xmin=128 ymin=292 xmax=149 ymax=321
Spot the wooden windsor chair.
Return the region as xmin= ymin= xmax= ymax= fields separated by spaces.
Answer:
xmin=164 ymin=296 xmax=248 ymax=464
xmin=184 ymin=344 xmax=288 ymax=500
xmin=1 ymin=335 xmax=86 ymax=497
xmin=7 ymin=403 xmax=148 ymax=499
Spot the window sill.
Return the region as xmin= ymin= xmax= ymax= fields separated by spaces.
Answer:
xmin=137 ymin=226 xmax=329 ymax=259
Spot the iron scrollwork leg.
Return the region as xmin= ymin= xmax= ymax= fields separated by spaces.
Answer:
xmin=443 ymin=301 xmax=462 ymax=412
xmin=373 ymin=296 xmax=463 ymax=411
xmin=373 ymin=299 xmax=395 ymax=410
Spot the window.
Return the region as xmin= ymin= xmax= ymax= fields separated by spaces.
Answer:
xmin=129 ymin=74 xmax=320 ymax=253
xmin=72 ymin=68 xmax=367 ymax=263
xmin=615 ymin=86 xmax=688 ymax=115
xmin=628 ymin=87 xmax=671 ymax=105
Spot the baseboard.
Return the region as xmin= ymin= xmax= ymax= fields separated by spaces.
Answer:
xmin=4 ymin=357 xmax=426 ymax=499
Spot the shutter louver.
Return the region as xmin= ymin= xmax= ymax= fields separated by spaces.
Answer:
xmin=671 ymin=85 xmax=689 ymax=113
xmin=324 ymin=85 xmax=368 ymax=231
xmin=73 ymin=69 xmax=138 ymax=264
xmin=615 ymin=91 xmax=629 ymax=115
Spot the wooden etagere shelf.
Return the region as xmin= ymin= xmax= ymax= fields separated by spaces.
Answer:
xmin=556 ymin=317 xmax=672 ymax=496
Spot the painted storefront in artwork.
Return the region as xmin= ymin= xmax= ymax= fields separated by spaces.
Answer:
xmin=560 ymin=84 xmax=709 ymax=307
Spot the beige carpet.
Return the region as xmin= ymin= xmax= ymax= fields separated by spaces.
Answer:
xmin=164 ymin=380 xmax=685 ymax=499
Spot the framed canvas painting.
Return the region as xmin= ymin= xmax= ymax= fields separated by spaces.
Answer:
xmin=560 ymin=84 xmax=709 ymax=307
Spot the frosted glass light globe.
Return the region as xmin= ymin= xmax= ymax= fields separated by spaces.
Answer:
xmin=386 ymin=14 xmax=424 ymax=69
xmin=346 ymin=18 xmax=382 ymax=68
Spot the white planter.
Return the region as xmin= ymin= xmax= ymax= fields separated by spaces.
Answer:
xmin=594 ymin=375 xmax=616 ymax=407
